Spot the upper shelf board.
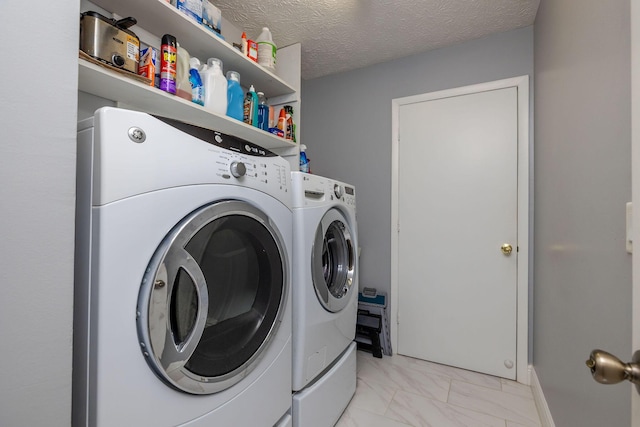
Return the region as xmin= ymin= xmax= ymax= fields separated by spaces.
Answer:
xmin=88 ymin=0 xmax=296 ymax=98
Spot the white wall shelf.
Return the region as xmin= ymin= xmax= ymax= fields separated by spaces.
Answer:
xmin=79 ymin=0 xmax=301 ymax=165
xmin=88 ymin=0 xmax=295 ymax=99
xmin=78 ymin=58 xmax=297 ymax=151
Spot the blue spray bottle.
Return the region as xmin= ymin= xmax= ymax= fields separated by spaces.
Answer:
xmin=299 ymin=144 xmax=310 ymax=173
xmin=188 ymin=58 xmax=204 ymax=106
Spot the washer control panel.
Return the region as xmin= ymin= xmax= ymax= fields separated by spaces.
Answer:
xmin=343 ymin=184 xmax=356 ymax=207
xmin=291 ymin=172 xmax=355 ymax=210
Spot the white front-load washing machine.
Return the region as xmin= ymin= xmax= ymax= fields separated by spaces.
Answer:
xmin=73 ymin=107 xmax=293 ymax=427
xmin=290 ymin=171 xmax=358 ymax=427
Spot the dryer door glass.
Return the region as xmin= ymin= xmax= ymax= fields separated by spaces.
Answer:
xmin=137 ymin=200 xmax=288 ymax=395
xmin=312 ymin=209 xmax=355 ymax=313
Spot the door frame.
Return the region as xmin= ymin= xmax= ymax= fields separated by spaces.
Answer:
xmin=390 ymin=76 xmax=531 ymax=384
xmin=631 ymin=0 xmax=640 ymax=422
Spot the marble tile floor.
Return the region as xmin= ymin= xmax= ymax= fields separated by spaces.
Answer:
xmin=336 ymin=350 xmax=541 ymax=427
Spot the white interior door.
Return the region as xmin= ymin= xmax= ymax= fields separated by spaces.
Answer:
xmin=397 ymin=87 xmax=518 ymax=379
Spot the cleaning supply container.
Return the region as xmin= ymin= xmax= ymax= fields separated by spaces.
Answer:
xmin=188 ymin=57 xmax=204 ymax=105
xmin=243 ymin=85 xmax=259 ymax=126
xmin=299 ymin=144 xmax=310 ymax=172
xmin=201 ymin=58 xmax=227 ymax=115
xmin=284 ymin=105 xmax=294 ymax=141
xmin=256 ymin=27 xmax=276 ymax=71
xmin=257 ymin=92 xmax=269 ymax=131
xmin=175 ymin=45 xmax=192 ymax=101
xmin=226 ymin=71 xmax=244 ymax=121
xmin=276 ymin=108 xmax=287 ymax=136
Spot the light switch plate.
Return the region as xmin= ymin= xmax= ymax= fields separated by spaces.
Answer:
xmin=627 ymin=202 xmax=633 ymax=253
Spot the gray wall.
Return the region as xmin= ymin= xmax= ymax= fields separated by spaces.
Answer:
xmin=302 ymin=26 xmax=533 ymax=304
xmin=533 ymin=0 xmax=632 ymax=426
xmin=0 ymin=0 xmax=78 ymax=425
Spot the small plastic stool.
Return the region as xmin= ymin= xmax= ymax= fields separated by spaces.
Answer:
xmin=355 ymin=310 xmax=383 ymax=358
xmin=358 ymin=287 xmax=392 ymax=356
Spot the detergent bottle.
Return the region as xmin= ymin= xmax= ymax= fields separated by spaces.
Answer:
xmin=226 ymin=71 xmax=244 ymax=121
xmin=175 ymin=45 xmax=192 ymax=101
xmin=201 ymin=58 xmax=227 ymax=115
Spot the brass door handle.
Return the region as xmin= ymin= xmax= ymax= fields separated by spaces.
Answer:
xmin=586 ymin=349 xmax=640 ymax=386
xmin=501 ymin=243 xmax=513 ymax=256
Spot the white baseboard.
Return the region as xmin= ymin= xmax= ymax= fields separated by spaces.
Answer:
xmin=529 ymin=366 xmax=555 ymax=427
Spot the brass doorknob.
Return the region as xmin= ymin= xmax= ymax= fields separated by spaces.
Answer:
xmin=501 ymin=243 xmax=513 ymax=256
xmin=586 ymin=349 xmax=640 ymax=385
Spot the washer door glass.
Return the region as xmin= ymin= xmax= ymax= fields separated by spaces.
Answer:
xmin=137 ymin=200 xmax=287 ymax=394
xmin=312 ymin=208 xmax=355 ymax=313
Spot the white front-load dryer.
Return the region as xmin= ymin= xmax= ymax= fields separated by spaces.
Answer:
xmin=290 ymin=171 xmax=358 ymax=427
xmin=73 ymin=107 xmax=293 ymax=427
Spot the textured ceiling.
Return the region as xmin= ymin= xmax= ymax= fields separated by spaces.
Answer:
xmin=215 ymin=0 xmax=540 ymax=80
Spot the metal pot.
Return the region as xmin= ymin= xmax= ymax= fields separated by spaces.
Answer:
xmin=80 ymin=11 xmax=140 ymax=74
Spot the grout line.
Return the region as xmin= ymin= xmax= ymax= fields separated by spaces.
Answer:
xmin=381 ymin=390 xmax=418 ymax=427
xmin=382 ymin=388 xmax=400 ymax=417
xmin=364 ymin=356 xmax=540 ymax=426
xmin=449 ymin=378 xmax=505 ymax=394
xmin=439 ymin=398 xmax=515 ymax=426
xmin=349 ymin=404 xmax=413 ymax=427
xmin=445 ymin=385 xmax=540 ymax=427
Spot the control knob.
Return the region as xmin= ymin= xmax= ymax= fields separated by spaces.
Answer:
xmin=230 ymin=161 xmax=247 ymax=178
xmin=334 ymin=184 xmax=343 ymax=199
xmin=112 ymin=54 xmax=126 ymax=68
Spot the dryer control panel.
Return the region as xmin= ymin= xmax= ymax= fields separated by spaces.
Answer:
xmin=209 ymin=144 xmax=290 ymax=195
xmin=154 ymin=116 xmax=290 ymax=199
xmin=86 ymin=108 xmax=290 ymax=206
